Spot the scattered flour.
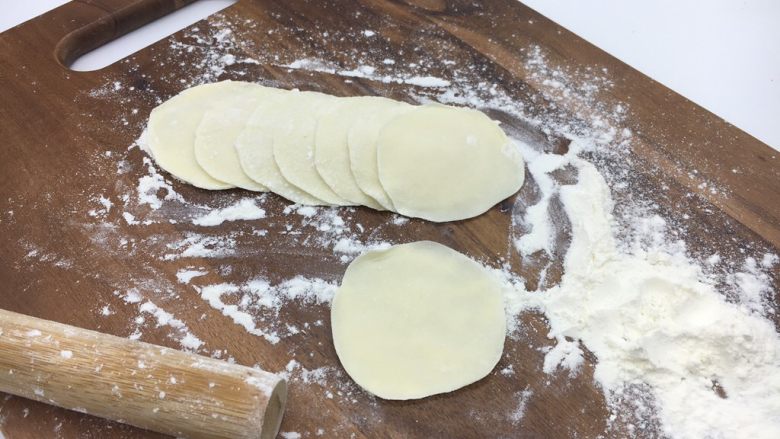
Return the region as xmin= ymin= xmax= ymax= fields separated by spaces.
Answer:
xmin=185 ymin=276 xmax=337 ymax=344
xmin=511 ymin=142 xmax=569 ymax=256
xmin=727 ymin=256 xmax=777 ymax=316
xmin=87 ymin=194 xmax=113 ymax=218
xmin=282 ymin=58 xmax=451 ymax=87
xmin=137 ymin=157 xmax=184 ymax=210
xmin=113 ymin=289 xmax=204 ymax=351
xmin=191 ymin=198 xmax=266 ymax=226
xmin=122 ymin=212 xmax=139 ymax=225
xmin=280 ymin=205 xmax=392 ymax=262
xmin=332 ymin=238 xmax=391 ymax=262
xmin=762 ymin=252 xmax=779 ymax=268
xmin=276 ymin=276 xmax=338 ymax=304
xmin=279 ymin=360 xmax=348 ymax=393
xmin=198 ymin=283 xmax=280 ymax=343
xmin=541 ymin=338 xmax=583 ymax=376
xmin=508 ymin=388 xmax=533 ymax=424
xmin=391 ymin=215 xmax=409 ymax=226
xmin=164 ymin=233 xmax=238 ymax=260
xmin=293 ymin=205 xmax=317 ymax=217
xmin=176 ymin=268 xmax=208 ymax=284
xmin=506 ymin=145 xmax=780 ymax=439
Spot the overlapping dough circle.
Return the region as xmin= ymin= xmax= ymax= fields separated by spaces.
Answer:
xmin=146 ymin=81 xmax=525 ymax=221
xmin=194 ymin=84 xmax=280 ymax=191
xmin=377 ymin=105 xmax=526 ymax=222
xmin=235 ymin=92 xmax=328 ymax=206
xmin=315 ymin=96 xmax=401 ymax=209
xmin=147 ymin=81 xmax=247 ymax=189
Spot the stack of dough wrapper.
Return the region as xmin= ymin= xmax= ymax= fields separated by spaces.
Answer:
xmin=145 ymin=80 xmax=525 ymax=222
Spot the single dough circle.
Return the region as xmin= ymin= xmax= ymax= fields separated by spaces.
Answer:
xmin=376 ymin=105 xmax=525 ymax=222
xmin=331 ymin=241 xmax=506 ymax=400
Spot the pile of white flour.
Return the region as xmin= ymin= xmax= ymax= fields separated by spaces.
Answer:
xmin=506 ymin=141 xmax=780 ymax=438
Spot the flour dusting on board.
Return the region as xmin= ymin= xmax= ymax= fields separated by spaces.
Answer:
xmin=506 ymin=147 xmax=780 ymax=439
xmin=6 ymin=10 xmax=776 ymax=439
xmin=193 ymin=276 xmax=337 ymax=344
xmin=498 ymin=47 xmax=779 ymax=438
xmin=191 ymin=198 xmax=266 ymax=226
xmin=281 ymin=58 xmax=452 ymax=88
xmin=113 ymin=289 xmax=203 ymax=351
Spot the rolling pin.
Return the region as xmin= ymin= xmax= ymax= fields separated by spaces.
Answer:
xmin=0 ymin=309 xmax=286 ymax=439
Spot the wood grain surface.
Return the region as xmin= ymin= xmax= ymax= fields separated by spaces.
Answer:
xmin=1 ymin=0 xmax=778 ymax=437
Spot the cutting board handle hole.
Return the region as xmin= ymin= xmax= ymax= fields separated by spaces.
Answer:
xmin=62 ymin=0 xmax=236 ymax=72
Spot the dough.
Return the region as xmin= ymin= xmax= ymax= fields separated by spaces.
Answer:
xmin=147 ymin=81 xmax=254 ymax=189
xmin=331 ymin=241 xmax=506 ymax=400
xmin=314 ymin=97 xmax=399 ymax=209
xmin=148 ymin=81 xmax=523 ymax=218
xmin=376 ymin=105 xmax=525 ymax=222
xmin=271 ymin=91 xmax=350 ymax=206
xmin=347 ymin=103 xmax=412 ymax=210
xmin=194 ymin=84 xmax=280 ymax=191
xmin=235 ymin=93 xmax=328 ymax=205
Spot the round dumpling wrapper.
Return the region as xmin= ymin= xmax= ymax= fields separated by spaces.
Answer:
xmin=376 ymin=105 xmax=525 ymax=222
xmin=331 ymin=241 xmax=506 ymax=400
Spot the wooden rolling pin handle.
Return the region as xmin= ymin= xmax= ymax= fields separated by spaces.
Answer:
xmin=0 ymin=309 xmax=287 ymax=439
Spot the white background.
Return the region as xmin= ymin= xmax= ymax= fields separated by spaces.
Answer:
xmin=2 ymin=0 xmax=778 ymax=150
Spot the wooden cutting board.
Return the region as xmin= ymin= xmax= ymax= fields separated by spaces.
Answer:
xmin=1 ymin=0 xmax=778 ymax=437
